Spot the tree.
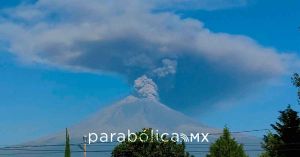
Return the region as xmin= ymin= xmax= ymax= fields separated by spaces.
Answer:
xmin=292 ymin=73 xmax=300 ymax=103
xmin=206 ymin=127 xmax=248 ymax=157
xmin=260 ymin=132 xmax=282 ymax=157
xmin=64 ymin=128 xmax=71 ymax=157
xmin=112 ymin=128 xmax=193 ymax=157
xmin=260 ymin=105 xmax=300 ymax=157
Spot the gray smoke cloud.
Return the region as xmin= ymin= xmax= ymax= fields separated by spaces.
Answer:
xmin=0 ymin=0 xmax=298 ymax=111
xmin=134 ymin=75 xmax=159 ymax=100
xmin=152 ymin=59 xmax=177 ymax=78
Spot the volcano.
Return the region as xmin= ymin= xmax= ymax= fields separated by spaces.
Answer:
xmin=1 ymin=76 xmax=261 ymax=157
xmin=1 ymin=95 xmax=261 ymax=157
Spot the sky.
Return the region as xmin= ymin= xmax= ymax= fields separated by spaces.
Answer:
xmin=0 ymin=0 xmax=300 ymax=146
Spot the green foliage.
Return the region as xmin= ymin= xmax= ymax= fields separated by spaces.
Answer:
xmin=111 ymin=128 xmax=193 ymax=157
xmin=292 ymin=73 xmax=300 ymax=103
xmin=260 ymin=74 xmax=300 ymax=157
xmin=259 ymin=152 xmax=271 ymax=157
xmin=260 ymin=132 xmax=282 ymax=157
xmin=64 ymin=128 xmax=71 ymax=157
xmin=261 ymin=105 xmax=300 ymax=157
xmin=206 ymin=127 xmax=248 ymax=157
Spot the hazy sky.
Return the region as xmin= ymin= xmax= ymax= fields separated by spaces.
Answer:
xmin=0 ymin=0 xmax=300 ymax=145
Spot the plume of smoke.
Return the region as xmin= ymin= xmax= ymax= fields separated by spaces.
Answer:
xmin=134 ymin=75 xmax=159 ymax=100
xmin=153 ymin=59 xmax=177 ymax=77
xmin=0 ymin=0 xmax=298 ymax=111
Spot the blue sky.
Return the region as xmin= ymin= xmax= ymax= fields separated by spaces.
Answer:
xmin=0 ymin=0 xmax=300 ymax=145
xmin=0 ymin=52 xmax=130 ymax=145
xmin=179 ymin=0 xmax=300 ymax=52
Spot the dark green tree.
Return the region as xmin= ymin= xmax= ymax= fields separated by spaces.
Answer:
xmin=260 ymin=132 xmax=282 ymax=157
xmin=292 ymin=73 xmax=300 ymax=103
xmin=112 ymin=128 xmax=193 ymax=157
xmin=206 ymin=127 xmax=248 ymax=157
xmin=64 ymin=128 xmax=71 ymax=157
xmin=261 ymin=105 xmax=300 ymax=157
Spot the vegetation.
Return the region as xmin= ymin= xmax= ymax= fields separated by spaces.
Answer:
xmin=292 ymin=73 xmax=300 ymax=103
xmin=64 ymin=128 xmax=71 ymax=157
xmin=260 ymin=105 xmax=300 ymax=157
xmin=260 ymin=73 xmax=300 ymax=157
xmin=206 ymin=127 xmax=248 ymax=157
xmin=112 ymin=128 xmax=193 ymax=157
xmin=260 ymin=132 xmax=282 ymax=157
